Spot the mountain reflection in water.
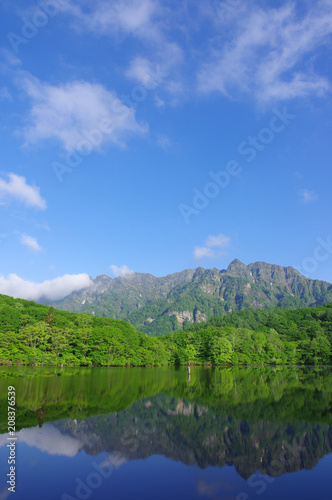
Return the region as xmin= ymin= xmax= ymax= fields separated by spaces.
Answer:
xmin=0 ymin=366 xmax=331 ymax=500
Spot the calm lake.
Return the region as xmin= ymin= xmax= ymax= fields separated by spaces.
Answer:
xmin=0 ymin=366 xmax=331 ymax=500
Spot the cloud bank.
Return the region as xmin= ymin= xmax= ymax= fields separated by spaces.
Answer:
xmin=0 ymin=273 xmax=92 ymax=301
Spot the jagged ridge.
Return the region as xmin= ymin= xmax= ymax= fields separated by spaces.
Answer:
xmin=50 ymin=260 xmax=332 ymax=335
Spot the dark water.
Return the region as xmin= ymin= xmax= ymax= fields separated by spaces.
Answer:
xmin=0 ymin=365 xmax=331 ymax=500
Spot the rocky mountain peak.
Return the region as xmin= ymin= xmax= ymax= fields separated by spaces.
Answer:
xmin=227 ymin=259 xmax=246 ymax=270
xmin=51 ymin=260 xmax=332 ymax=335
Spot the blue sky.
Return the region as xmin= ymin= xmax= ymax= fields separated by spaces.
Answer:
xmin=0 ymin=0 xmax=332 ymax=301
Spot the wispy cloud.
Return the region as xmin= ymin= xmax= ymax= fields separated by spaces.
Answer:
xmin=194 ymin=247 xmax=217 ymax=260
xmin=0 ymin=173 xmax=46 ymax=209
xmin=194 ymin=233 xmax=230 ymax=260
xmin=57 ymin=0 xmax=160 ymax=39
xmin=125 ymin=43 xmax=184 ymax=100
xmin=156 ymin=134 xmax=172 ymax=150
xmin=18 ymin=73 xmax=147 ymax=151
xmin=198 ymin=1 xmax=332 ymax=104
xmin=298 ymin=189 xmax=318 ymax=203
xmin=0 ymin=273 xmax=92 ymax=301
xmin=205 ymin=233 xmax=231 ymax=248
xmin=10 ymin=211 xmax=51 ymax=232
xmin=110 ymin=264 xmax=135 ymax=278
xmin=20 ymin=234 xmax=42 ymax=252
xmin=56 ymin=1 xmax=184 ymax=102
xmin=125 ymin=56 xmax=163 ymax=88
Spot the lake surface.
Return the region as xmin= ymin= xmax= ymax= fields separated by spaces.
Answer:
xmin=0 ymin=366 xmax=331 ymax=500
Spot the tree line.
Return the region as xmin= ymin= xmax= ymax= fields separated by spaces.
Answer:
xmin=0 ymin=294 xmax=331 ymax=366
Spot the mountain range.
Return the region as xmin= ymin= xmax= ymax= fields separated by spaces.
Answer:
xmin=51 ymin=259 xmax=332 ymax=335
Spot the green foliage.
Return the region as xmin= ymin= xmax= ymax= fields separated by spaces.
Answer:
xmin=210 ymin=337 xmax=233 ymax=364
xmin=179 ymin=304 xmax=332 ymax=366
xmin=0 ymin=294 xmax=331 ymax=367
xmin=0 ymin=295 xmax=169 ymax=367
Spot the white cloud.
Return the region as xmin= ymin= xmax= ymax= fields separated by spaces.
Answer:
xmin=20 ymin=234 xmax=42 ymax=252
xmin=194 ymin=247 xmax=216 ymax=260
xmin=299 ymin=189 xmax=318 ymax=203
xmin=18 ymin=74 xmax=147 ymax=151
xmin=194 ymin=247 xmax=228 ymax=260
xmin=57 ymin=0 xmax=160 ymax=38
xmin=125 ymin=56 xmax=163 ymax=89
xmin=110 ymin=264 xmax=135 ymax=278
xmin=194 ymin=233 xmax=231 ymax=260
xmin=125 ymin=43 xmax=183 ymax=94
xmin=0 ymin=173 xmax=46 ymax=209
xmin=205 ymin=233 xmax=230 ymax=248
xmin=57 ymin=1 xmax=184 ymax=102
xmin=198 ymin=1 xmax=332 ymax=103
xmin=0 ymin=273 xmax=92 ymax=301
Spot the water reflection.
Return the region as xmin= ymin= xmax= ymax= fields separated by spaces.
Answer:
xmin=0 ymin=366 xmax=331 ymax=499
xmin=14 ymin=393 xmax=329 ymax=478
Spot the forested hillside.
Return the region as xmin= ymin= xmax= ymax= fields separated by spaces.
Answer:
xmin=0 ymin=294 xmax=331 ymax=366
xmin=0 ymin=294 xmax=169 ymax=367
xmin=175 ymin=304 xmax=332 ymax=365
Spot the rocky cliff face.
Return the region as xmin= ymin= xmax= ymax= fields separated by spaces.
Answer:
xmin=50 ymin=260 xmax=332 ymax=335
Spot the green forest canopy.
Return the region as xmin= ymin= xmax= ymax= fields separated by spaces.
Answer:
xmin=0 ymin=294 xmax=331 ymax=367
